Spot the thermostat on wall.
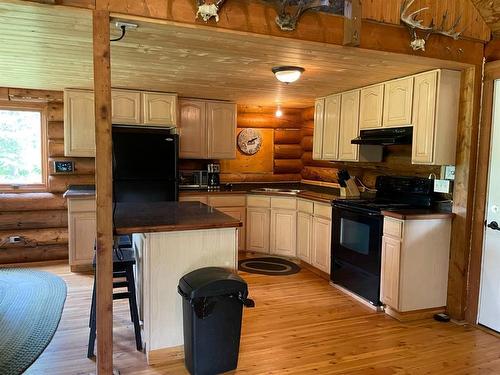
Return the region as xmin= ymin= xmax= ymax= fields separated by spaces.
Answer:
xmin=53 ymin=161 xmax=74 ymax=173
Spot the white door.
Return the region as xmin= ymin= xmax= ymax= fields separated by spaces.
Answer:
xmin=478 ymin=80 xmax=500 ymax=332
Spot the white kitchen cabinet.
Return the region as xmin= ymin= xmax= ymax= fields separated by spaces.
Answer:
xmin=246 ymin=207 xmax=270 ymax=253
xmin=383 ymin=77 xmax=414 ymax=127
xmin=179 ymin=99 xmax=208 ymax=159
xmin=312 ymin=98 xmax=325 ymax=160
xmin=111 ymin=89 xmax=141 ymax=125
xmin=270 ymin=209 xmax=297 ymax=257
xmin=322 ymin=94 xmax=341 ymax=160
xmin=207 ymin=101 xmax=237 ymax=159
xmin=338 ymin=90 xmax=360 ymax=161
xmin=311 ymin=216 xmax=331 ymax=274
xmin=359 ymin=84 xmax=384 ymax=129
xmin=142 ymin=92 xmax=177 ymax=127
xmin=380 ymin=216 xmax=452 ymax=314
xmin=64 ymin=89 xmax=95 ymax=157
xmin=218 ymin=207 xmax=246 ymax=252
xmin=411 ymin=70 xmax=460 ymax=165
xmin=67 ymin=197 xmax=96 ymax=271
xmin=297 ymin=211 xmax=313 ymax=263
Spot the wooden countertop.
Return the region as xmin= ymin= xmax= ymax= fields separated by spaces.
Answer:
xmin=382 ymin=209 xmax=455 ymax=220
xmin=113 ymin=201 xmax=242 ymax=235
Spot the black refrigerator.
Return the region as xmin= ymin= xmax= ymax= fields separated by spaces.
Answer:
xmin=112 ymin=126 xmax=179 ymax=202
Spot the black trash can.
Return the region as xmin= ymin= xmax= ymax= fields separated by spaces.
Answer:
xmin=178 ymin=267 xmax=254 ymax=375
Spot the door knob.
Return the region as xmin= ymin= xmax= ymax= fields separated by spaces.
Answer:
xmin=487 ymin=221 xmax=500 ymax=231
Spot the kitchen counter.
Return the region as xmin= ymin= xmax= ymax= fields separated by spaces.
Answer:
xmin=382 ymin=209 xmax=455 ymax=220
xmin=114 ymin=201 xmax=242 ymax=235
xmin=63 ymin=185 xmax=95 ymax=198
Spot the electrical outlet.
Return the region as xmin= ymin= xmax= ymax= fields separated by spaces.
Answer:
xmin=434 ymin=179 xmax=452 ymax=194
xmin=444 ymin=166 xmax=456 ymax=180
xmin=9 ymin=236 xmax=22 ymax=244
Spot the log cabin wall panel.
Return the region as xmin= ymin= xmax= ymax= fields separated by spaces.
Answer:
xmin=0 ymin=88 xmax=95 ymax=264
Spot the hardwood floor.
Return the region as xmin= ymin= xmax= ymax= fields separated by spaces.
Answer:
xmin=17 ymin=261 xmax=500 ymax=374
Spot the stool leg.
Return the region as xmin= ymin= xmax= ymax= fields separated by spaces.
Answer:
xmin=125 ymin=266 xmax=142 ymax=351
xmin=87 ymin=276 xmax=97 ymax=358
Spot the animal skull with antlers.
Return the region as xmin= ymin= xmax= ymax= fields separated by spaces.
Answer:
xmin=400 ymin=0 xmax=463 ymax=52
xmin=196 ymin=0 xmax=226 ymax=23
xmin=276 ymin=0 xmax=333 ymax=31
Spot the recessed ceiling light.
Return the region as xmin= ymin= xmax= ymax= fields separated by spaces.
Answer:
xmin=272 ymin=66 xmax=305 ymax=84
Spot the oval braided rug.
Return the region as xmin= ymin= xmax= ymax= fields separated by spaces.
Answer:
xmin=238 ymin=257 xmax=301 ymax=276
xmin=0 ymin=269 xmax=67 ymax=375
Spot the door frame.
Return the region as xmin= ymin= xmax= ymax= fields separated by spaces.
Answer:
xmin=466 ymin=61 xmax=500 ymax=323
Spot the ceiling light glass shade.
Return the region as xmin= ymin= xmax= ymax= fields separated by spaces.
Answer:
xmin=272 ymin=66 xmax=305 ymax=83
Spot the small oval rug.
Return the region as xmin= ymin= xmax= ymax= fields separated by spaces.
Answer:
xmin=238 ymin=257 xmax=301 ymax=276
xmin=0 ymin=268 xmax=67 ymax=375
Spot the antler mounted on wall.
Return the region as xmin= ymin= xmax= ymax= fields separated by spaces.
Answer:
xmin=400 ymin=0 xmax=463 ymax=51
xmin=196 ymin=0 xmax=227 ymax=23
xmin=275 ymin=0 xmax=333 ymax=31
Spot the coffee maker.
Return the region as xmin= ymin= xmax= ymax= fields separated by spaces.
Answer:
xmin=207 ymin=163 xmax=220 ymax=190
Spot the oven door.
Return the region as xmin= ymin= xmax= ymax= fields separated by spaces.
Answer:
xmin=331 ymin=205 xmax=383 ymax=305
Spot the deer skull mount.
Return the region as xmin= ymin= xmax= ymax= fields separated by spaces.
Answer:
xmin=276 ymin=0 xmax=333 ymax=31
xmin=400 ymin=0 xmax=463 ymax=52
xmin=196 ymin=0 xmax=226 ymax=23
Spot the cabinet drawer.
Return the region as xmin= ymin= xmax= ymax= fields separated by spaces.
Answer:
xmin=297 ymin=199 xmax=314 ymax=214
xmin=271 ymin=197 xmax=297 ymax=210
xmin=68 ymin=198 xmax=96 ymax=212
xmin=178 ymin=195 xmax=208 ymax=204
xmin=247 ymin=195 xmax=271 ymax=208
xmin=208 ymin=195 xmax=246 ymax=207
xmin=383 ymin=218 xmax=403 ymax=238
xmin=314 ymin=202 xmax=332 ymax=219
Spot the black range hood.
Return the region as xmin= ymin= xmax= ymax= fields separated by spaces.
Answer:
xmin=351 ymin=126 xmax=413 ymax=146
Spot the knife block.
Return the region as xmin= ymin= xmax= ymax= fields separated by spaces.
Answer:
xmin=340 ymin=177 xmax=360 ymax=198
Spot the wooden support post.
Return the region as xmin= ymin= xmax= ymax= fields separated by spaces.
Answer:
xmin=343 ymin=0 xmax=361 ymax=46
xmin=92 ymin=10 xmax=113 ymax=375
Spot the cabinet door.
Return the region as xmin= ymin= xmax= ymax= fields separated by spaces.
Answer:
xmin=179 ymin=99 xmax=207 ymax=159
xmin=207 ymin=102 xmax=236 ymax=159
xmin=338 ymin=90 xmax=360 ymax=161
xmin=412 ymin=71 xmax=438 ymax=164
xmin=312 ymin=98 xmax=325 ymax=160
xmin=383 ymin=77 xmax=413 ymax=127
xmin=217 ymin=207 xmax=246 ymax=252
xmin=380 ymin=236 xmax=401 ymax=309
xmin=64 ymin=89 xmax=95 ymax=157
xmin=322 ymin=94 xmax=341 ymax=160
xmin=359 ymin=84 xmax=384 ymax=129
xmin=142 ymin=92 xmax=177 ymax=127
xmin=246 ymin=208 xmax=270 ymax=253
xmin=111 ymin=89 xmax=141 ymax=124
xmin=69 ymin=211 xmax=96 ymax=266
xmin=311 ymin=217 xmax=331 ymax=273
xmin=178 ymin=195 xmax=209 ymax=204
xmin=297 ymin=212 xmax=313 ymax=263
xmin=270 ymin=209 xmax=297 ymax=257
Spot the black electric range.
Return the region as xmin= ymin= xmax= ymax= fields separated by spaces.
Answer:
xmin=330 ymin=176 xmax=435 ymax=306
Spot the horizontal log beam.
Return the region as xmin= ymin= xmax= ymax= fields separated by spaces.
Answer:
xmin=302 ymin=107 xmax=315 ymax=122
xmin=274 ymin=144 xmax=303 ymax=159
xmin=274 ymin=129 xmax=302 ymax=145
xmin=274 ymin=159 xmax=303 ymax=174
xmin=237 ymin=113 xmax=302 ymax=129
xmin=0 ymin=244 xmax=68 ymax=264
xmin=47 ymin=103 xmax=63 ymax=122
xmin=0 ymin=227 xmax=68 ymax=248
xmin=0 ymin=210 xmax=67 ymax=230
xmin=48 ymin=140 xmax=65 ymax=157
xmin=7 ymin=88 xmax=63 ymax=103
xmin=220 ymin=173 xmax=301 ymax=182
xmin=47 ymin=121 xmax=64 ymax=140
xmin=0 ymin=193 xmax=66 ymax=211
xmin=48 ymin=174 xmax=95 ymax=193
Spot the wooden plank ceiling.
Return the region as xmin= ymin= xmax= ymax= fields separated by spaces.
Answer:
xmin=472 ymin=0 xmax=500 ymax=38
xmin=0 ymin=0 xmax=470 ymax=107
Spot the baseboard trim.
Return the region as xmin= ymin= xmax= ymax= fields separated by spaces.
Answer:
xmin=384 ymin=306 xmax=445 ymax=322
xmin=147 ymin=345 xmax=184 ymax=365
xmin=299 ymin=260 xmax=329 ymax=281
xmin=70 ymin=263 xmax=94 ymax=273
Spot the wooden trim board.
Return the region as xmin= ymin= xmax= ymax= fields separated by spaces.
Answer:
xmin=384 ymin=306 xmax=446 ymax=322
xmin=147 ymin=345 xmax=184 ymax=365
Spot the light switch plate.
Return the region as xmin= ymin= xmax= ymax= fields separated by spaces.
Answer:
xmin=441 ymin=165 xmax=456 ymax=180
xmin=434 ymin=179 xmax=452 ymax=194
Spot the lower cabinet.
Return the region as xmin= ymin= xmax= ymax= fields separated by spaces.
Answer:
xmin=297 ymin=211 xmax=313 ymax=263
xmin=311 ymin=216 xmax=331 ymax=274
xmin=270 ymin=209 xmax=297 ymax=257
xmin=246 ymin=207 xmax=270 ymax=253
xmin=67 ymin=197 xmax=96 ymax=270
xmin=217 ymin=206 xmax=246 ymax=252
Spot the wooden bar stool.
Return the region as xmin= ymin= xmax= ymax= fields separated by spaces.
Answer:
xmin=87 ymin=246 xmax=142 ymax=358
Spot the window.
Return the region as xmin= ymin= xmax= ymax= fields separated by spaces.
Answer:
xmin=0 ymin=104 xmax=47 ymax=191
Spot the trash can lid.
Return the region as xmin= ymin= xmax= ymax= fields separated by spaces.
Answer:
xmin=178 ymin=267 xmax=248 ymax=300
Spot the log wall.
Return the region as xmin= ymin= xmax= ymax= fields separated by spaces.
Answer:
xmin=0 ymin=88 xmax=95 ymax=264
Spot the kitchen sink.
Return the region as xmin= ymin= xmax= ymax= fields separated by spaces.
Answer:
xmin=250 ymin=188 xmax=304 ymax=195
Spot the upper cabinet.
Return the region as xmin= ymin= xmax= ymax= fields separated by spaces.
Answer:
xmin=412 ymin=70 xmax=460 ymax=165
xmin=359 ymin=84 xmax=384 ymax=129
xmin=111 ymin=90 xmax=141 ymax=125
xmin=64 ymin=89 xmax=95 ymax=157
xmin=179 ymin=99 xmax=237 ymax=160
xmin=312 ymin=98 xmax=325 ymax=160
xmin=322 ymin=94 xmax=341 ymax=160
xmin=383 ymin=77 xmax=414 ymax=127
xmin=338 ymin=90 xmax=360 ymax=162
xmin=142 ymin=92 xmax=177 ymax=127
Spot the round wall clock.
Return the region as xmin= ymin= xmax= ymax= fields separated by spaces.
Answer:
xmin=237 ymin=128 xmax=263 ymax=155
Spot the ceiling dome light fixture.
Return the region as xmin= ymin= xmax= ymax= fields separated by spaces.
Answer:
xmin=272 ymin=66 xmax=305 ymax=84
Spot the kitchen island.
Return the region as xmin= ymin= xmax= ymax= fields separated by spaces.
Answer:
xmin=114 ymin=201 xmax=242 ymax=364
